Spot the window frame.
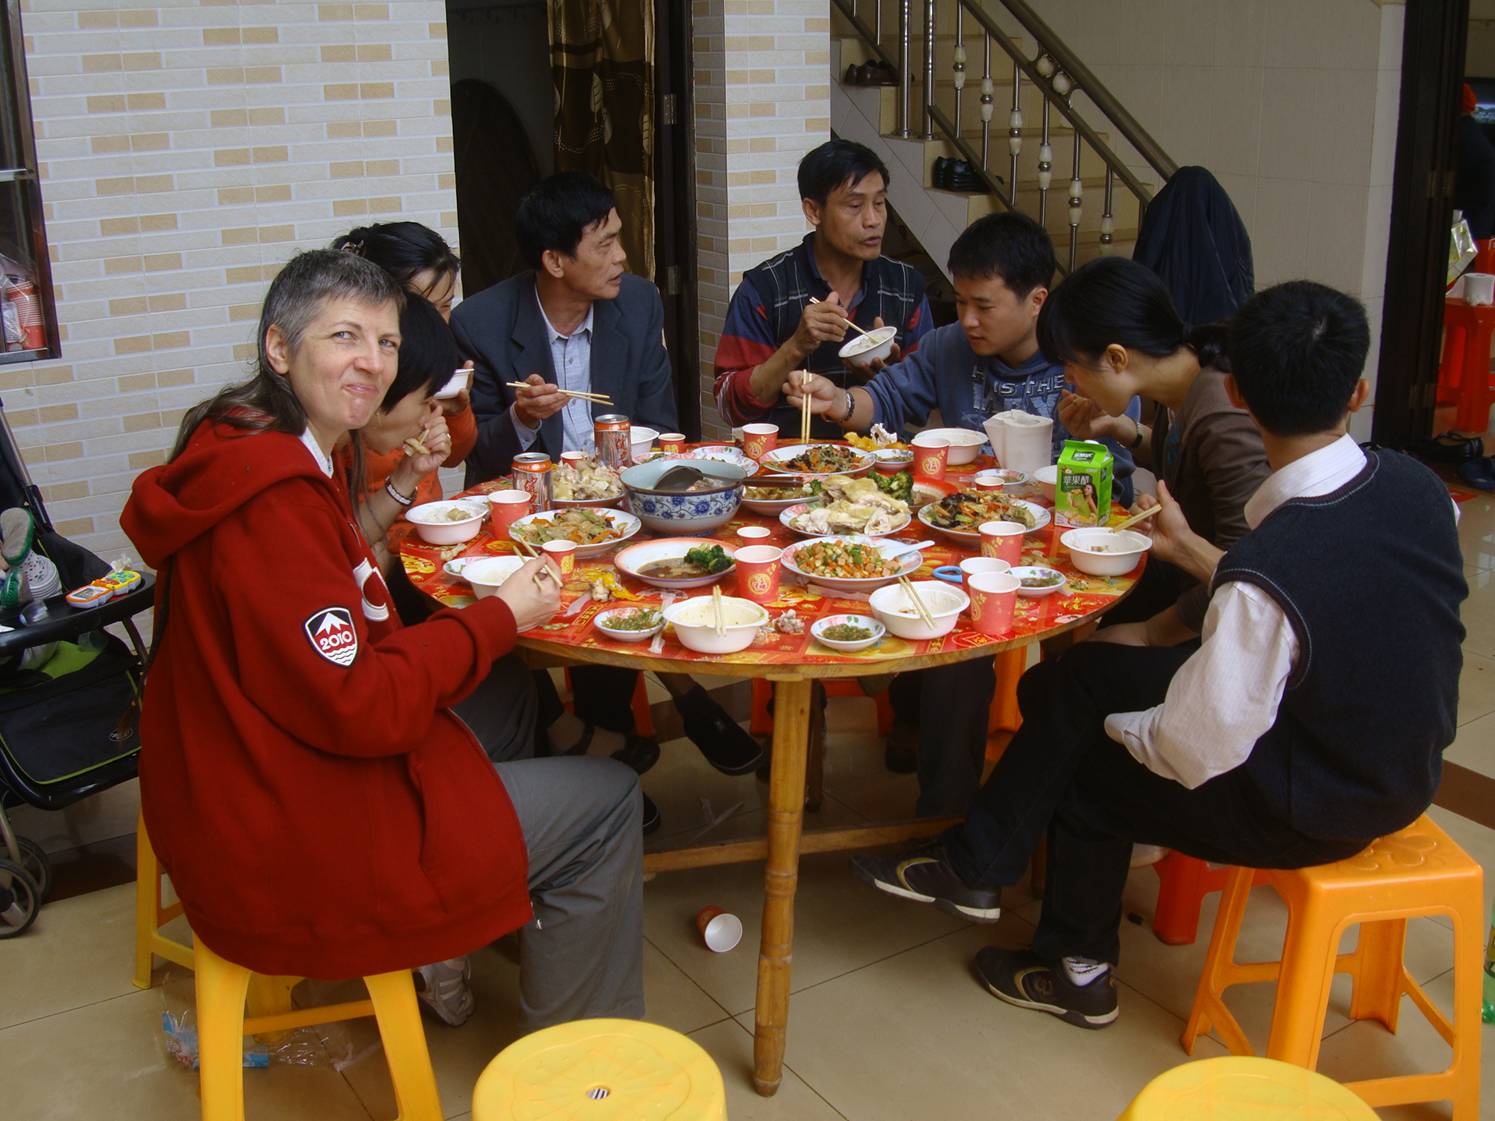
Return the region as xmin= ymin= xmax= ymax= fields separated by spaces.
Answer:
xmin=0 ymin=1 xmax=58 ymax=365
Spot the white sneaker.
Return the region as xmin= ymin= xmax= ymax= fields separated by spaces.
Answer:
xmin=414 ymin=957 xmax=474 ymax=1026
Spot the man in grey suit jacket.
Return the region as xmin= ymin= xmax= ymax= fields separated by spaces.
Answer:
xmin=452 ymin=173 xmax=763 ymax=831
xmin=453 ymin=173 xmax=678 ymax=485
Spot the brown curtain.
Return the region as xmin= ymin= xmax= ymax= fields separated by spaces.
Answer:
xmin=548 ymin=0 xmax=655 ymax=279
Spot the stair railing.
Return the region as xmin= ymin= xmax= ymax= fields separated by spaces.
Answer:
xmin=833 ymin=0 xmax=1179 ymax=273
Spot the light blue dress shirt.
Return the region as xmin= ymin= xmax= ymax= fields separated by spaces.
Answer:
xmin=511 ymin=295 xmax=596 ymax=455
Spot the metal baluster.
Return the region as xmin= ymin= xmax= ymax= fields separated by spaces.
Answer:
xmin=1037 ymin=97 xmax=1052 ymax=228
xmin=979 ymin=34 xmax=992 ymax=172
xmin=1008 ymin=57 xmax=1022 ymax=195
xmin=875 ymin=0 xmax=882 ymax=45
xmin=952 ymin=6 xmax=964 ymax=137
xmin=1067 ymin=130 xmax=1083 ymax=272
xmin=896 ymin=0 xmax=911 ymax=138
xmin=921 ymin=0 xmax=936 ymax=140
xmin=1100 ymin=167 xmax=1115 ymax=256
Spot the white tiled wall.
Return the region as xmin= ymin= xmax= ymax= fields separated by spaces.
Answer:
xmin=11 ymin=0 xmax=458 ymax=561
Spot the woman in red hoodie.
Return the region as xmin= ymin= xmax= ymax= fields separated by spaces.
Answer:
xmin=122 ymin=250 xmax=644 ymax=1031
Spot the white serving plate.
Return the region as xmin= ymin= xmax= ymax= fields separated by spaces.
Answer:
xmin=614 ymin=537 xmax=738 ymax=590
xmin=779 ymin=535 xmax=921 ymax=594
xmin=915 ymin=496 xmax=1051 ymax=542
xmin=758 ymin=442 xmax=875 ymax=479
xmin=780 ymin=502 xmax=912 ymax=539
xmin=507 ymin=507 xmax=641 ymax=558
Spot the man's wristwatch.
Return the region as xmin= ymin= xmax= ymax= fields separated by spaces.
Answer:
xmin=1128 ymin=416 xmax=1145 ymax=450
xmin=838 ymin=388 xmax=856 ymax=425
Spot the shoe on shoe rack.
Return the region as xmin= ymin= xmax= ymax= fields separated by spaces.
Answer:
xmin=611 ymin=734 xmax=661 ymax=776
xmin=850 ymin=840 xmax=1002 ymax=922
xmin=865 ymin=58 xmax=898 ymax=85
xmin=944 ymin=159 xmax=985 ymax=191
xmin=415 ymin=957 xmax=475 ymax=1027
xmin=931 ymin=156 xmax=950 ymax=189
xmin=972 ymin=946 xmax=1118 ymax=1029
xmin=642 ymin=791 xmax=661 ymax=835
xmin=884 ymin=721 xmax=918 ymax=774
xmin=677 ymin=686 xmax=765 ymax=775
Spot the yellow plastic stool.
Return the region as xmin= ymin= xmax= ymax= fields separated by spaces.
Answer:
xmin=472 ymin=1018 xmax=726 ymax=1121
xmin=1181 ymin=814 xmax=1484 ymax=1120
xmin=1119 ymin=1057 xmax=1379 ymax=1120
xmin=195 ymin=939 xmax=442 ymax=1121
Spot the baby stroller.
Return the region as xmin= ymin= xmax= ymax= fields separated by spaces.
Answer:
xmin=0 ymin=399 xmax=152 ymax=936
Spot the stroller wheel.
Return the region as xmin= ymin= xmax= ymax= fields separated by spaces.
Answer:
xmin=16 ymin=836 xmax=50 ymax=901
xmin=0 ymin=859 xmax=40 ymax=938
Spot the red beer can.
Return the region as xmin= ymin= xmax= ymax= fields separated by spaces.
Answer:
xmin=511 ymin=452 xmax=554 ymax=512
xmin=594 ymin=414 xmax=631 ymax=469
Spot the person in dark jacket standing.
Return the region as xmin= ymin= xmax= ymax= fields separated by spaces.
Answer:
xmin=851 ymin=280 xmax=1465 ymax=1031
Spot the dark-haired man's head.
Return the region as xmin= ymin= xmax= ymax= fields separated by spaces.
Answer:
xmin=1227 ymin=281 xmax=1370 ymax=437
xmin=515 ymin=171 xmax=626 ymax=302
xmin=946 ymin=212 xmax=1056 ymax=361
xmin=798 ymin=140 xmax=890 ymax=263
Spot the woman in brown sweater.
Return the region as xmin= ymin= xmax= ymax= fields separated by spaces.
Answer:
xmin=1039 ymin=255 xmax=1270 ymax=644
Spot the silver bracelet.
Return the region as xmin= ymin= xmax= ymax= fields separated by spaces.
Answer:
xmin=384 ymin=478 xmax=414 ymax=506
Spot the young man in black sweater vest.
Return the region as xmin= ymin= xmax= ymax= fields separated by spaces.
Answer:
xmin=852 ymin=280 xmax=1467 ymax=1029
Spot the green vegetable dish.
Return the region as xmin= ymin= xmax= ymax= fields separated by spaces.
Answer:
xmin=684 ymin=544 xmax=733 ymax=574
xmin=822 ymin=623 xmax=874 ymax=642
xmin=1021 ymin=572 xmax=1063 ymax=588
xmin=604 ymin=608 xmax=662 ymax=631
xmin=872 ymin=470 xmax=913 ymax=504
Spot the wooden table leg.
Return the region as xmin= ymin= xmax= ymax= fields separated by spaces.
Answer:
xmin=752 ymin=676 xmax=812 ymax=1096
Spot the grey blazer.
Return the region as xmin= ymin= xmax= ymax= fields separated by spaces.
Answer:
xmin=452 ymin=271 xmax=679 ymax=485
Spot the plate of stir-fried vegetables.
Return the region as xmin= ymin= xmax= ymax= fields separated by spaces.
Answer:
xmin=916 ymin=491 xmax=1051 ymax=541
xmin=758 ymin=442 xmax=875 ymax=478
xmin=509 ymin=507 xmax=641 ymax=556
xmin=780 ymin=535 xmax=921 ymax=593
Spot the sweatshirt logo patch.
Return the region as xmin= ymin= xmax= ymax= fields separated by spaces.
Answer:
xmin=304 ymin=607 xmax=358 ymax=667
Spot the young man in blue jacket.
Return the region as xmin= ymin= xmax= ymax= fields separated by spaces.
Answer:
xmin=793 ymin=212 xmax=1137 ymax=813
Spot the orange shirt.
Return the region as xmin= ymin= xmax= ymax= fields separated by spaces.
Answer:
xmin=360 ymin=405 xmax=478 ymax=506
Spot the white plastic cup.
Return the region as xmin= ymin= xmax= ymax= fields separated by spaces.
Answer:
xmin=1467 ymin=272 xmax=1495 ymax=306
xmin=959 ymin=556 xmax=1013 ymax=585
xmin=737 ymin=525 xmax=773 ymax=543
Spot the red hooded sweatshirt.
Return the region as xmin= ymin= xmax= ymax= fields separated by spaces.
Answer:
xmin=122 ymin=420 xmax=531 ymax=979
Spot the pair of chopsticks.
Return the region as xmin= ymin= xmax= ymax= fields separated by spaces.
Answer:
xmin=896 ymin=574 xmax=936 ymax=630
xmin=505 ymin=381 xmax=613 ymax=406
xmin=1114 ymin=504 xmax=1163 ymax=532
xmin=508 ymin=531 xmax=559 ymax=588
xmin=711 ymin=585 xmax=725 ymax=637
xmin=800 ymin=381 xmax=812 ymax=443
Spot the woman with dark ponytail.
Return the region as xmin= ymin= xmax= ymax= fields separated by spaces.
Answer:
xmin=1038 ymin=255 xmax=1269 ymax=640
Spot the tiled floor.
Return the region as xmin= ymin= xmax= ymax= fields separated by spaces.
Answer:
xmin=2 ymin=482 xmax=1493 ymax=1120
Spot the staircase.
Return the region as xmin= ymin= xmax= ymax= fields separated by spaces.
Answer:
xmin=828 ymin=0 xmax=1178 ymax=284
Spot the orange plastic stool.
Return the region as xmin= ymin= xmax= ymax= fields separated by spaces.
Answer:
xmin=988 ymin=647 xmax=1025 ymax=734
xmin=748 ymin=677 xmax=892 ymax=736
xmin=563 ymin=667 xmax=655 ymax=737
xmin=1437 ymin=298 xmax=1495 ymax=432
xmin=1181 ymin=814 xmax=1484 ymax=1119
xmin=1150 ymin=853 xmax=1268 ymax=946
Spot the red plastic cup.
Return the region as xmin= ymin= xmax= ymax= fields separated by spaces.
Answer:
xmin=734 ymin=544 xmax=782 ymax=603
xmin=967 ymin=570 xmax=1021 ymax=636
xmin=659 ymin=432 xmax=687 ymax=454
xmin=979 ymin=519 xmax=1026 ymax=565
xmin=742 ymin=423 xmax=779 ymax=460
xmin=487 ymin=489 xmax=533 ymax=539
xmin=695 ymin=905 xmax=743 ymax=952
xmin=541 ymin=539 xmax=576 ymax=578
xmin=912 ymin=435 xmax=949 ymax=480
xmin=559 ymin=450 xmax=588 ymax=467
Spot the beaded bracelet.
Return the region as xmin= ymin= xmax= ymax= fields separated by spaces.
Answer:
xmin=384 ymin=478 xmax=414 ymax=506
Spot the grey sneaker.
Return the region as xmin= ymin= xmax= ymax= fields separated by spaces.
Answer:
xmin=850 ymin=841 xmax=1002 ymax=922
xmin=973 ymin=947 xmax=1118 ymax=1029
xmin=415 ymin=957 xmax=474 ymax=1026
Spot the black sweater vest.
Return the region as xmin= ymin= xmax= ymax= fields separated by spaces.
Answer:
xmin=1212 ymin=450 xmax=1466 ymax=842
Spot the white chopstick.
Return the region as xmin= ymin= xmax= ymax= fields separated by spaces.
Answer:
xmin=897 ymin=575 xmax=936 ymax=630
xmin=711 ymin=584 xmax=725 ymax=637
xmin=808 ymin=296 xmax=869 ymax=336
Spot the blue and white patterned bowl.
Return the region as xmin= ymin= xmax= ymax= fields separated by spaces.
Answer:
xmin=620 ymin=457 xmax=747 ymax=535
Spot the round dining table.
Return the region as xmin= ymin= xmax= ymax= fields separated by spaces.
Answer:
xmin=397 ymin=449 xmax=1142 ymax=1096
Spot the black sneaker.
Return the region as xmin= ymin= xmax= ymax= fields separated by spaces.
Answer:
xmin=972 ymin=947 xmax=1118 ymax=1029
xmin=850 ymin=841 xmax=1002 ymax=922
xmin=677 ymin=686 xmax=765 ymax=775
xmin=611 ymin=735 xmax=661 ymax=776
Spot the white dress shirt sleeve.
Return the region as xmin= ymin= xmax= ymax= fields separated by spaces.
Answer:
xmin=1103 ymin=582 xmax=1299 ymax=789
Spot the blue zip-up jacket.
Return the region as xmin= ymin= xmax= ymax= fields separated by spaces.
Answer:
xmin=861 ymin=321 xmax=1137 ymax=504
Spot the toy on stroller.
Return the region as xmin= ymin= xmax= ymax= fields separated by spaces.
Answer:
xmin=0 ymin=400 xmax=152 ymax=937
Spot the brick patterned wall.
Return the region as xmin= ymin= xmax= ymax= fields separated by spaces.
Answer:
xmin=11 ymin=0 xmax=457 ymax=561
xmin=692 ymin=0 xmax=830 ymax=438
